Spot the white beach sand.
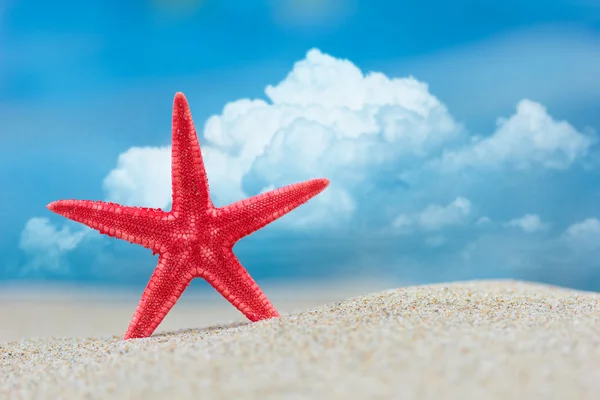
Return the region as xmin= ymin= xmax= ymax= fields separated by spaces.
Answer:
xmin=1 ymin=279 xmax=600 ymax=399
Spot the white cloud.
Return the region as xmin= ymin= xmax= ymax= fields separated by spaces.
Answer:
xmin=83 ymin=50 xmax=595 ymax=232
xmin=101 ymin=49 xmax=462 ymax=225
xmin=393 ymin=197 xmax=472 ymax=233
xmin=436 ymin=100 xmax=594 ymax=172
xmin=562 ymin=218 xmax=600 ymax=252
xmin=21 ymin=48 xmax=600 ymax=277
xmin=19 ymin=218 xmax=87 ymax=272
xmin=475 ymin=216 xmax=493 ymax=226
xmin=506 ymin=214 xmax=548 ymax=233
xmin=103 ymin=146 xmax=172 ymax=209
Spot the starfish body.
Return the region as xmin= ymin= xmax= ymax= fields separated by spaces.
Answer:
xmin=48 ymin=93 xmax=329 ymax=340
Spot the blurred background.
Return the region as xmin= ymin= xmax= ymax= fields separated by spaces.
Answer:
xmin=1 ymin=0 xmax=600 ymax=340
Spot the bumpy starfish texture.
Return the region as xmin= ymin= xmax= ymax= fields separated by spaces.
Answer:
xmin=47 ymin=93 xmax=329 ymax=340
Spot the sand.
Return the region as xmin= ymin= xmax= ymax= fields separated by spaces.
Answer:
xmin=1 ymin=279 xmax=600 ymax=399
xmin=0 ymin=279 xmax=391 ymax=343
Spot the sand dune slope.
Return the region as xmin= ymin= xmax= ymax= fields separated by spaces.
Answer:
xmin=2 ymin=280 xmax=600 ymax=399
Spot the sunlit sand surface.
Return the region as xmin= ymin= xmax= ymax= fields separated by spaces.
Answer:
xmin=0 ymin=279 xmax=392 ymax=343
xmin=2 ymin=280 xmax=599 ymax=399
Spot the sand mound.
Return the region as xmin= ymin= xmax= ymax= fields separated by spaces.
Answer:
xmin=2 ymin=280 xmax=600 ymax=399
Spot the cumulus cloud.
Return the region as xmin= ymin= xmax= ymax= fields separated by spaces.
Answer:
xmin=20 ymin=48 xmax=600 ymax=284
xmin=103 ymin=146 xmax=172 ymax=209
xmin=99 ymin=49 xmax=463 ymax=226
xmin=393 ymin=197 xmax=472 ymax=233
xmin=475 ymin=216 xmax=493 ymax=226
xmin=435 ymin=100 xmax=594 ymax=172
xmin=73 ymin=50 xmax=594 ymax=233
xmin=562 ymin=218 xmax=600 ymax=252
xmin=19 ymin=218 xmax=88 ymax=273
xmin=506 ymin=214 xmax=548 ymax=233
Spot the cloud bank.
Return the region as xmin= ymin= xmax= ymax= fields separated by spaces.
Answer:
xmin=19 ymin=218 xmax=87 ymax=274
xmin=22 ymin=48 xmax=600 ymax=289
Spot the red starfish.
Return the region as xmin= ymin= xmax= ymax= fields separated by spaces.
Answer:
xmin=47 ymin=93 xmax=329 ymax=340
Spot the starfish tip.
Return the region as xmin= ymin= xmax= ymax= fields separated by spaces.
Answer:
xmin=173 ymin=92 xmax=188 ymax=106
xmin=46 ymin=201 xmax=58 ymax=212
xmin=316 ymin=178 xmax=330 ymax=190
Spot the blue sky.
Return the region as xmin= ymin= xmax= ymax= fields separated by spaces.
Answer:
xmin=2 ymin=0 xmax=600 ymax=291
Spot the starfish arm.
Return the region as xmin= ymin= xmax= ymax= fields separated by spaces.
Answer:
xmin=217 ymin=178 xmax=330 ymax=244
xmin=204 ymin=250 xmax=280 ymax=322
xmin=170 ymin=92 xmax=213 ymax=214
xmin=124 ymin=252 xmax=194 ymax=339
xmin=46 ymin=200 xmax=169 ymax=252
